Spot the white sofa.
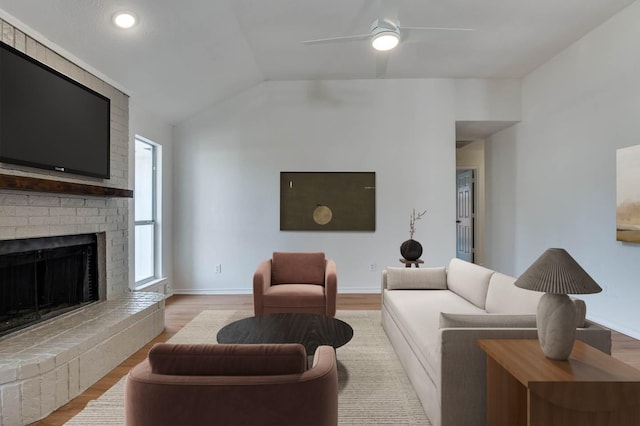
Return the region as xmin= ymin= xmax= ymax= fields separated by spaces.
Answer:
xmin=381 ymin=258 xmax=611 ymax=426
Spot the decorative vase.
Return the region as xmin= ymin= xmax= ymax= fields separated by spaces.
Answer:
xmin=400 ymin=239 xmax=423 ymax=261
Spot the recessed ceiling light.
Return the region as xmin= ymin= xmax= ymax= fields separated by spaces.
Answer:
xmin=113 ymin=11 xmax=137 ymax=29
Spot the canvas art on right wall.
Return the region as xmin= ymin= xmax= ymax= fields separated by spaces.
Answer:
xmin=616 ymin=144 xmax=640 ymax=242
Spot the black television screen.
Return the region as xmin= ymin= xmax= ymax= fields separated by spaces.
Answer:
xmin=0 ymin=42 xmax=110 ymax=179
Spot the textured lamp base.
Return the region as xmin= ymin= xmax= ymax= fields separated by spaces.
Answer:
xmin=536 ymin=293 xmax=577 ymax=360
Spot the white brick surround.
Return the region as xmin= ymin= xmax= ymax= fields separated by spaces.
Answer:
xmin=0 ymin=293 xmax=165 ymax=425
xmin=0 ymin=18 xmax=165 ymax=425
xmin=0 ymin=193 xmax=130 ymax=298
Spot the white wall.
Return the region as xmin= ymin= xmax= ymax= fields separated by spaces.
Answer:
xmin=129 ymin=101 xmax=175 ymax=294
xmin=455 ymin=79 xmax=521 ymax=122
xmin=485 ymin=1 xmax=640 ymax=338
xmin=173 ymin=78 xmax=520 ymax=294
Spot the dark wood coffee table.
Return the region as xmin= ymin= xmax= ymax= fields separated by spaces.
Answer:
xmin=216 ymin=313 xmax=353 ymax=355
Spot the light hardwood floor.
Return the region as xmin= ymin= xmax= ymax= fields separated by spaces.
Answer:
xmin=32 ymin=294 xmax=640 ymax=425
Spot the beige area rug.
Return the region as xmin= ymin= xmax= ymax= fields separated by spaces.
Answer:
xmin=65 ymin=310 xmax=431 ymax=425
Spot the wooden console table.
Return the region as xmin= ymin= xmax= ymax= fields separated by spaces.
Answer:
xmin=478 ymin=339 xmax=640 ymax=426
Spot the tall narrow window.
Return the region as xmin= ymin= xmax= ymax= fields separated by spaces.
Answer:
xmin=134 ymin=137 xmax=159 ymax=284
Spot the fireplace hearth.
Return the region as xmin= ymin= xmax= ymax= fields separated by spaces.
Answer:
xmin=0 ymin=234 xmax=99 ymax=337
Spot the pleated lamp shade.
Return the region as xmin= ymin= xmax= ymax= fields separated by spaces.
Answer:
xmin=514 ymin=248 xmax=602 ymax=295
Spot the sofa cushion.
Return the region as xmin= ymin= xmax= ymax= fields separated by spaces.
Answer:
xmin=272 ymin=252 xmax=325 ymax=285
xmin=148 ymin=343 xmax=307 ymax=376
xmin=439 ymin=313 xmax=537 ymax=328
xmin=386 ymin=266 xmax=447 ymax=290
xmin=485 ymin=272 xmax=542 ymax=314
xmin=263 ymin=284 xmax=325 ymax=308
xmin=446 ymin=258 xmax=494 ymax=309
xmin=383 ymin=289 xmax=485 ymax=386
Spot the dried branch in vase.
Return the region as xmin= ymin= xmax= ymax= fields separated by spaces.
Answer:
xmin=409 ymin=208 xmax=427 ymax=239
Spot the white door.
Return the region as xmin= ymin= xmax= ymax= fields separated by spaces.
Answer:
xmin=456 ymin=169 xmax=474 ymax=262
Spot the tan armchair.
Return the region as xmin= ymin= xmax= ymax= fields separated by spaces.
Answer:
xmin=253 ymin=252 xmax=337 ymax=317
xmin=125 ymin=343 xmax=338 ymax=426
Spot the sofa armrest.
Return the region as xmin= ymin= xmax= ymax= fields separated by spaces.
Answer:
xmin=439 ymin=327 xmax=540 ymax=426
xmin=253 ymin=259 xmax=272 ymax=316
xmin=324 ymin=259 xmax=337 ymax=316
xmin=381 ymin=269 xmax=389 ymax=290
xmin=125 ymin=345 xmax=338 ymax=426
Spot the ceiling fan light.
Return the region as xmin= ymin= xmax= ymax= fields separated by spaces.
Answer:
xmin=372 ymin=32 xmax=399 ymax=51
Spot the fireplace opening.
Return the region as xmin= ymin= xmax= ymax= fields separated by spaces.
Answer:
xmin=0 ymin=234 xmax=99 ymax=337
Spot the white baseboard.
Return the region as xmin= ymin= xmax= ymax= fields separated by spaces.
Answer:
xmin=175 ymin=288 xmax=253 ymax=295
xmin=173 ymin=287 xmax=382 ymax=295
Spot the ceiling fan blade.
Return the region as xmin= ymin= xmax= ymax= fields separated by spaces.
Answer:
xmin=400 ymin=27 xmax=475 ymax=43
xmin=375 ymin=51 xmax=390 ymax=78
xmin=303 ymin=33 xmax=372 ymax=45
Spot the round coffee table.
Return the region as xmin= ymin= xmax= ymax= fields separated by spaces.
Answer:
xmin=216 ymin=313 xmax=353 ymax=355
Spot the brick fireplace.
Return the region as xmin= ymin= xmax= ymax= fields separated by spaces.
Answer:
xmin=0 ymin=18 xmax=165 ymax=425
xmin=0 ymin=190 xmax=166 ymax=426
xmin=0 ymin=191 xmax=129 ymax=298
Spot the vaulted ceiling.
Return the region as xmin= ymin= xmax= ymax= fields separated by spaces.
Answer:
xmin=0 ymin=0 xmax=635 ymax=125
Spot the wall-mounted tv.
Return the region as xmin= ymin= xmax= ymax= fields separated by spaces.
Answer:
xmin=0 ymin=42 xmax=110 ymax=179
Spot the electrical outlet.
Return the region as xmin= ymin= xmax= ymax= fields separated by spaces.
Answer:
xmin=215 ymin=264 xmax=222 ymax=274
xmin=369 ymin=262 xmax=377 ymax=272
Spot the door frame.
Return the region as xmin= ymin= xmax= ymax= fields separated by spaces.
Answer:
xmin=456 ymin=165 xmax=483 ymax=265
xmin=456 ymin=140 xmax=485 ymax=266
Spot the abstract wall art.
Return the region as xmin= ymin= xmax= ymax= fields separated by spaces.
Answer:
xmin=280 ymin=172 xmax=375 ymax=231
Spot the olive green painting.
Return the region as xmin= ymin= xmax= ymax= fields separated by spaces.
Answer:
xmin=280 ymin=172 xmax=375 ymax=231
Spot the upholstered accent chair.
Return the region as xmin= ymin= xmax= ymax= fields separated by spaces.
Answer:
xmin=125 ymin=343 xmax=338 ymax=426
xmin=253 ymin=252 xmax=337 ymax=317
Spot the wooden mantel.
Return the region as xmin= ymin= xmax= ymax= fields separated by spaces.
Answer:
xmin=0 ymin=174 xmax=133 ymax=198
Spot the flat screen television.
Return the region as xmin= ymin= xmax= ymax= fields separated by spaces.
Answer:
xmin=0 ymin=42 xmax=110 ymax=179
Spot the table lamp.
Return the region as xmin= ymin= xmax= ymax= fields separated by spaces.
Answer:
xmin=514 ymin=248 xmax=602 ymax=360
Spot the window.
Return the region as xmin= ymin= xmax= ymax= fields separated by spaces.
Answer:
xmin=134 ymin=136 xmax=160 ymax=285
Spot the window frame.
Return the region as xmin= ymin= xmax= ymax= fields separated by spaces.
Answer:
xmin=134 ymin=135 xmax=160 ymax=287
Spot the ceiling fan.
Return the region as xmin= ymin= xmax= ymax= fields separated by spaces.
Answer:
xmin=302 ymin=2 xmax=474 ymax=76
